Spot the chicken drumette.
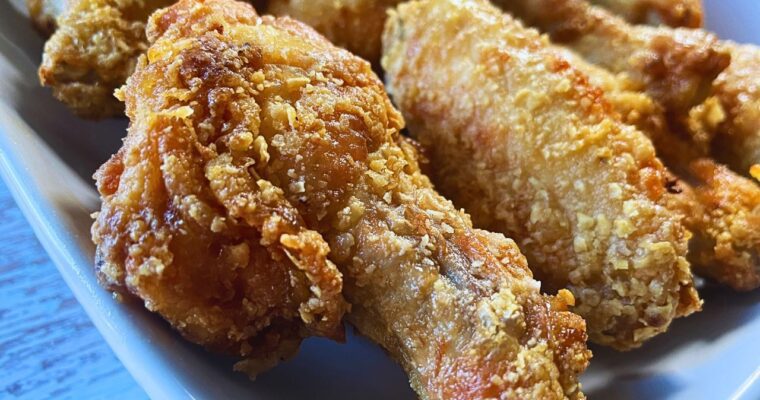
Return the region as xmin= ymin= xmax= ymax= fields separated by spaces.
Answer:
xmin=383 ymin=0 xmax=701 ymax=350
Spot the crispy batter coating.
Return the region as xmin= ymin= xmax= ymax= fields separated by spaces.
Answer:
xmin=589 ymin=0 xmax=703 ymax=27
xmin=38 ymin=0 xmax=174 ymax=118
xmin=681 ymin=160 xmax=760 ymax=291
xmin=495 ymin=0 xmax=729 ymax=114
xmin=92 ymin=0 xmax=348 ymax=376
xmin=94 ymin=0 xmax=591 ymax=395
xmin=555 ymin=46 xmax=760 ymax=291
xmin=704 ymin=43 xmax=760 ymax=177
xmin=266 ymin=0 xmax=402 ymax=65
xmin=383 ymin=0 xmax=700 ymax=350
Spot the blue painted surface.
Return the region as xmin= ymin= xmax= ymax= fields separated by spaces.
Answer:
xmin=0 ymin=179 xmax=147 ymax=400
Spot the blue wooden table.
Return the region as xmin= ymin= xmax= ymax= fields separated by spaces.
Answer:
xmin=0 ymin=179 xmax=147 ymax=399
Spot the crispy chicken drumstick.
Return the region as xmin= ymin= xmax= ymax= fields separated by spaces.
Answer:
xmin=383 ymin=0 xmax=701 ymax=350
xmin=91 ymin=0 xmax=348 ymax=373
xmin=92 ymin=0 xmax=591 ymax=396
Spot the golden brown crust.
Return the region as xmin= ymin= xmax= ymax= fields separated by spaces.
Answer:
xmin=266 ymin=0 xmax=402 ymax=65
xmin=636 ymin=127 xmax=760 ymax=292
xmin=38 ymin=0 xmax=174 ymax=118
xmin=94 ymin=0 xmax=590 ymax=395
xmin=495 ymin=0 xmax=729 ymax=114
xmin=589 ymin=0 xmax=703 ymax=28
xmin=684 ymin=160 xmax=760 ymax=291
xmin=92 ymin=0 xmax=348 ymax=375
xmin=557 ymin=46 xmax=760 ymax=291
xmin=706 ymin=42 xmax=760 ymax=177
xmin=615 ymin=97 xmax=760 ymax=292
xmin=383 ymin=0 xmax=700 ymax=350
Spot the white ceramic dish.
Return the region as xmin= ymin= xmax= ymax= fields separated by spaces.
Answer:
xmin=0 ymin=0 xmax=758 ymax=398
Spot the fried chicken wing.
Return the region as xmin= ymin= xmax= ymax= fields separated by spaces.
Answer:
xmin=93 ymin=0 xmax=591 ymax=396
xmin=383 ymin=0 xmax=701 ymax=350
xmin=266 ymin=0 xmax=402 ymax=65
xmin=704 ymin=43 xmax=760 ymax=177
xmin=92 ymin=0 xmax=348 ymax=375
xmin=679 ymin=160 xmax=760 ymax=291
xmin=591 ymin=2 xmax=760 ymax=177
xmin=595 ymin=73 xmax=760 ymax=291
xmin=495 ymin=0 xmax=729 ymax=114
xmin=554 ymin=46 xmax=760 ymax=291
xmin=589 ymin=0 xmax=703 ymax=27
xmin=38 ymin=0 xmax=174 ymax=118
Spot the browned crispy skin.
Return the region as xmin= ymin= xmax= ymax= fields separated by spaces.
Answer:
xmin=94 ymin=0 xmax=591 ymax=396
xmin=266 ymin=0 xmax=402 ymax=65
xmin=38 ymin=0 xmax=174 ymax=118
xmin=556 ymin=47 xmax=760 ymax=291
xmin=681 ymin=160 xmax=760 ymax=291
xmin=92 ymin=0 xmax=348 ymax=376
xmin=496 ymin=0 xmax=759 ymax=180
xmin=383 ymin=0 xmax=700 ymax=350
xmin=604 ymin=85 xmax=760 ymax=292
xmin=495 ymin=0 xmax=729 ymax=114
xmin=704 ymin=43 xmax=760 ymax=177
xmin=589 ymin=0 xmax=703 ymax=27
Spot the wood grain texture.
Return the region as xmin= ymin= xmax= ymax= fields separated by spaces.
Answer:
xmin=0 ymin=180 xmax=147 ymax=399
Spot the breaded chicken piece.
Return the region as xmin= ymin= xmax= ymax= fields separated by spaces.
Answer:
xmin=554 ymin=47 xmax=760 ymax=291
xmin=266 ymin=0 xmax=402 ymax=65
xmin=594 ymin=0 xmax=760 ymax=191
xmin=678 ymin=160 xmax=760 ymax=291
xmin=92 ymin=0 xmax=348 ymax=376
xmin=589 ymin=0 xmax=703 ymax=27
xmin=26 ymin=0 xmax=67 ymax=34
xmin=495 ymin=0 xmax=729 ymax=114
xmin=94 ymin=0 xmax=591 ymax=396
xmin=383 ymin=0 xmax=700 ymax=350
xmin=702 ymin=43 xmax=760 ymax=177
xmin=38 ymin=0 xmax=174 ymax=118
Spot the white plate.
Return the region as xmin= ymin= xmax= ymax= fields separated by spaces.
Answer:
xmin=0 ymin=0 xmax=758 ymax=398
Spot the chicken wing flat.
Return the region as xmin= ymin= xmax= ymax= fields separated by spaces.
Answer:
xmin=495 ymin=0 xmax=729 ymax=114
xmin=38 ymin=0 xmax=174 ymax=118
xmin=555 ymin=47 xmax=760 ymax=291
xmin=589 ymin=0 xmax=703 ymax=27
xmin=94 ymin=0 xmax=591 ymax=396
xmin=383 ymin=0 xmax=701 ymax=350
xmin=265 ymin=0 xmax=402 ymax=65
